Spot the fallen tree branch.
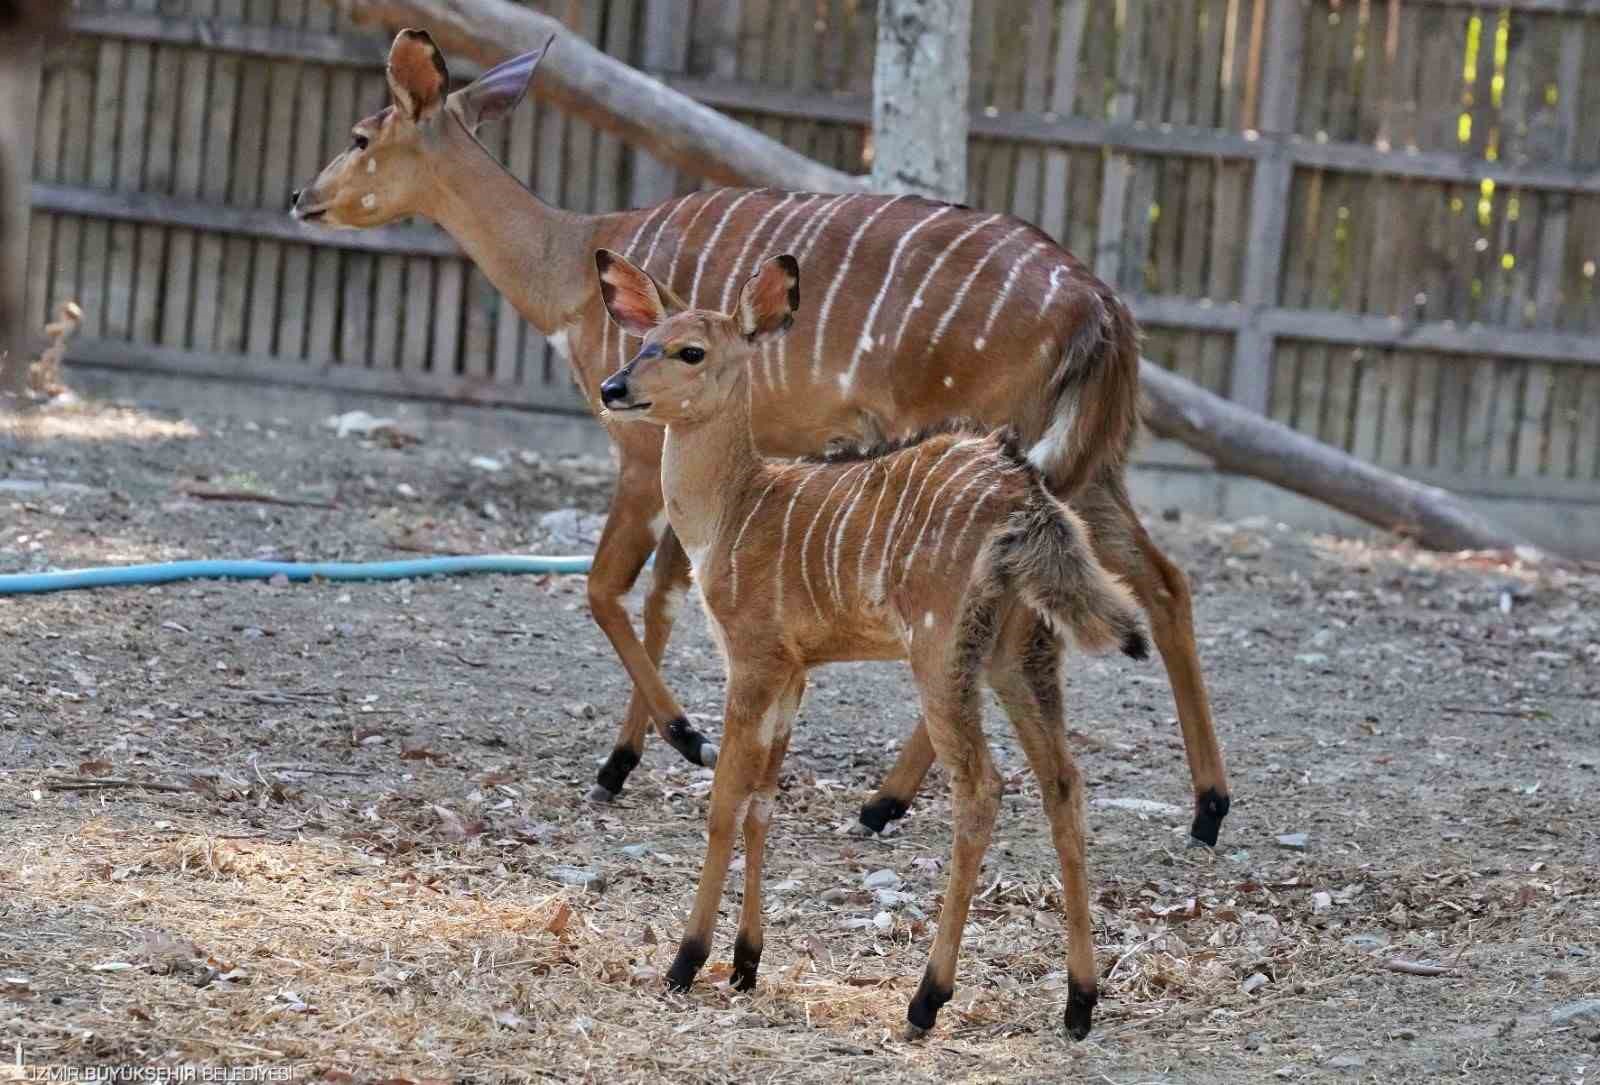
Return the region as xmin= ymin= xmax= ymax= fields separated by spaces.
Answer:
xmin=1139 ymin=363 xmax=1536 ymax=553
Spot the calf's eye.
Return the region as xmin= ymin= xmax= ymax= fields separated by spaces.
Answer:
xmin=679 ymin=346 xmax=705 ymax=364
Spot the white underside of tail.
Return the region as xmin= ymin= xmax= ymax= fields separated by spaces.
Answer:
xmin=1026 ymin=390 xmax=1077 ymax=474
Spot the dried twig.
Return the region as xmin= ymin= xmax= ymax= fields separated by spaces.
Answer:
xmin=179 ymin=486 xmax=339 ymax=510
xmin=1382 ymin=958 xmax=1454 ymax=977
xmin=41 ymin=776 xmax=191 ymax=794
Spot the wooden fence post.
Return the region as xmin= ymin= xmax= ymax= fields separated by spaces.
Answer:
xmin=1231 ymin=0 xmax=1305 ymax=414
xmin=1093 ymin=0 xmax=1144 ymax=288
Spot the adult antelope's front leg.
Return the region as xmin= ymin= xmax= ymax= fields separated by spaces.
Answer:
xmin=584 ymin=468 xmax=699 ymax=773
xmin=592 ymin=527 xmax=711 ymax=800
xmin=666 ymin=663 xmax=788 ymax=992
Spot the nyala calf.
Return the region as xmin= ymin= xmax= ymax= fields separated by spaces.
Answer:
xmin=594 ymin=248 xmax=1147 ymax=1041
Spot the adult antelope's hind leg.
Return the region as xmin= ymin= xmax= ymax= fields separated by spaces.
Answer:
xmin=1080 ymin=474 xmax=1231 ymax=846
xmin=988 ymin=612 xmax=1099 ymax=1040
xmin=592 ymin=528 xmax=713 ymax=800
xmin=667 ymin=661 xmax=788 ymax=993
xmin=858 ymin=718 xmax=934 ymax=834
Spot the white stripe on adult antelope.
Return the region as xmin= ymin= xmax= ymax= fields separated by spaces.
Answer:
xmin=291 ymin=30 xmax=1232 ymax=847
xmin=594 ymin=249 xmax=1148 ymax=1041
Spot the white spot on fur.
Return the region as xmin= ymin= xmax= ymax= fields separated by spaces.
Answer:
xmin=858 ymin=333 xmax=875 ymax=353
xmin=924 ymin=611 xmax=934 ymax=628
xmin=974 ymin=337 xmax=987 ymax=350
xmin=942 ymin=375 xmax=954 ymax=388
xmin=366 ymin=158 xmax=378 ymax=174
xmin=546 ymin=329 xmax=570 ymax=360
xmin=361 ymin=193 xmax=377 ymax=209
xmin=649 ymin=509 xmax=668 ymax=542
xmin=680 ymin=399 xmax=691 ymax=409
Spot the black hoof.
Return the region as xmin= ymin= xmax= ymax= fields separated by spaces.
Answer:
xmin=1189 ymin=787 xmax=1231 ymax=848
xmin=595 ymin=747 xmax=640 ymax=798
xmin=1122 ymin=630 xmax=1150 ymax=660
xmin=906 ymin=970 xmax=952 ymax=1033
xmin=731 ymin=933 xmax=762 ymax=992
xmin=1065 ymin=980 xmax=1097 ymax=1041
xmin=858 ymin=795 xmax=910 ymax=835
xmin=666 ymin=717 xmax=716 ymax=768
xmin=665 ymin=936 xmax=709 ymax=993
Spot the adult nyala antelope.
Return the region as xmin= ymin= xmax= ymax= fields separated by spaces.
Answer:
xmin=593 ymin=250 xmax=1146 ymax=1040
xmin=292 ymin=30 xmax=1232 ymax=845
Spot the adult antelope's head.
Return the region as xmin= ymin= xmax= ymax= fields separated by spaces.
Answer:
xmin=595 ymin=250 xmax=800 ymax=426
xmin=290 ymin=29 xmax=552 ymax=228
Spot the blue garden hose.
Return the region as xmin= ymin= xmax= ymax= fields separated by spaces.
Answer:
xmin=0 ymin=555 xmax=594 ymax=595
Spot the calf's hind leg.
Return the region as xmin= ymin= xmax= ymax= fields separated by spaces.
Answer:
xmin=988 ymin=612 xmax=1099 ymax=1040
xmin=903 ymin=632 xmax=1003 ymax=1038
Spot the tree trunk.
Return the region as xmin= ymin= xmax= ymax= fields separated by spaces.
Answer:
xmin=324 ymin=0 xmax=1541 ymax=555
xmin=330 ymin=0 xmax=866 ymax=194
xmin=871 ymin=0 xmax=971 ymax=203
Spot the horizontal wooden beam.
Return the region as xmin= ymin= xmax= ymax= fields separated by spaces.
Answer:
xmin=1259 ymin=309 xmax=1600 ymax=368
xmin=66 ymin=337 xmax=585 ymax=414
xmin=69 ymin=11 xmax=1600 ymax=196
xmin=30 ymin=182 xmax=462 ymax=258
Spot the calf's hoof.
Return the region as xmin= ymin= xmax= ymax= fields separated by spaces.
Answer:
xmin=1064 ymin=981 xmax=1097 ymax=1041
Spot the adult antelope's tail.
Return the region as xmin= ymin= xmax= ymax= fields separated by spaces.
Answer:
xmin=991 ymin=495 xmax=1148 ymax=660
xmin=1028 ymin=282 xmax=1142 ymax=498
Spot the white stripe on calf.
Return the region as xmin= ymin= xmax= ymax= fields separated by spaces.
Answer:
xmin=839 ymin=205 xmax=952 ymax=393
xmin=856 ymin=454 xmax=899 ymax=598
xmin=875 ymin=440 xmax=968 ymax=601
xmin=948 ymin=479 xmax=1005 ymax=562
xmin=897 ymin=454 xmax=987 ymax=588
xmin=811 ymin=194 xmax=908 ymax=384
xmin=727 ymin=471 xmax=786 ymax=606
xmin=775 ymin=470 xmax=818 ymax=622
xmin=823 ymin=463 xmax=875 ymax=605
xmin=891 ymin=213 xmax=1002 ymax=350
xmin=799 ymin=467 xmax=857 ymax=620
xmin=930 ymin=465 xmax=998 ymax=560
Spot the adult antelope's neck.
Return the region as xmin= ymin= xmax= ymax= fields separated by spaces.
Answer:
xmin=659 ymin=383 xmax=762 ymax=556
xmin=421 ymin=122 xmax=599 ymax=337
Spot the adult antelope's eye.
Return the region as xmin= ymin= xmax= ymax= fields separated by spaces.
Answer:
xmin=353 ymin=134 xmax=370 ymax=151
xmin=679 ymin=346 xmax=705 ymax=364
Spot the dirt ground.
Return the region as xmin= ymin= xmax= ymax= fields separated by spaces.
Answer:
xmin=3 ymin=395 xmax=1598 ymax=1084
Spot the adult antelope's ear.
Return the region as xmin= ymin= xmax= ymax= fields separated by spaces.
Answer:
xmin=387 ymin=28 xmax=449 ymax=122
xmin=736 ymin=254 xmax=800 ymax=342
xmin=595 ymin=249 xmax=685 ymax=337
xmin=452 ymin=35 xmax=553 ymax=133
